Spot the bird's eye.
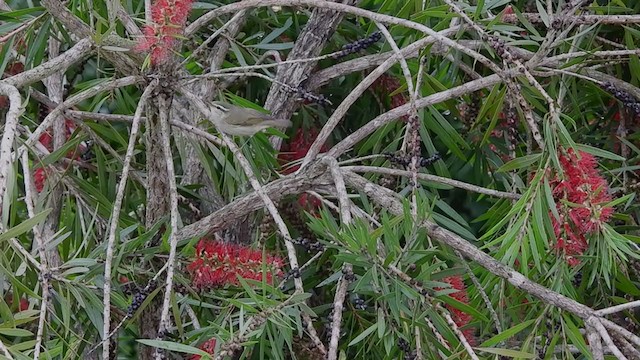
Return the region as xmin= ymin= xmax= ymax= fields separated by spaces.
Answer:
xmin=211 ymin=103 xmax=229 ymax=112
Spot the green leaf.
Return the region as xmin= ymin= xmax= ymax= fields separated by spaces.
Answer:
xmin=347 ymin=323 xmax=377 ymax=346
xmin=496 ymin=154 xmax=542 ymax=173
xmin=255 ymin=17 xmax=293 ymax=47
xmin=0 ymin=328 xmax=33 ymax=337
xmin=562 ymin=315 xmax=591 ymax=358
xmin=0 ymin=36 xmax=14 ymax=75
xmin=377 ymin=307 xmax=386 ymax=338
xmin=574 ymin=144 xmax=626 ymax=161
xmin=479 ymin=319 xmax=535 ymax=347
xmin=136 ymin=340 xmax=211 ymax=358
xmin=474 ymin=0 xmax=484 ymax=20
xmin=0 ymin=209 xmax=51 ymax=243
xmin=535 ymin=0 xmax=550 ymax=28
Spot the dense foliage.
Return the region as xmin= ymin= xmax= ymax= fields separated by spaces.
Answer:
xmin=0 ymin=0 xmax=639 ymax=359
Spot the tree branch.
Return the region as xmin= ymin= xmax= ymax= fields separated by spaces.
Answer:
xmin=101 ymin=81 xmax=156 ymax=360
xmin=0 ymin=82 xmax=24 ymax=212
xmin=344 ymin=165 xmax=520 ymax=199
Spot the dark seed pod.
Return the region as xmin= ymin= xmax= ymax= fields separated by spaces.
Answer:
xmin=352 ymin=295 xmax=367 ymax=310
xmin=331 ymin=31 xmax=382 ymax=60
xmin=600 ymin=82 xmax=640 ymax=116
xmin=385 ymin=152 xmax=441 ymax=168
xmin=294 ymin=87 xmax=332 ymax=106
xmin=398 ymin=338 xmax=410 ymax=351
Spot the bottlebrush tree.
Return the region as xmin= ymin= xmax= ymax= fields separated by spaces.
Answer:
xmin=0 ymin=0 xmax=639 ymax=359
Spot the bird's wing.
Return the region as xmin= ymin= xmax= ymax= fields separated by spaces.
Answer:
xmin=225 ymin=108 xmax=273 ymax=125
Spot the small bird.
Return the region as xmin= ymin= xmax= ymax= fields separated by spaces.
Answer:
xmin=208 ymin=101 xmax=292 ymax=136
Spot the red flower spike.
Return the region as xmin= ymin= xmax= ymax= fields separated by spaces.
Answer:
xmin=279 ymin=128 xmax=329 ymax=214
xmin=298 ymin=193 xmax=322 ymax=211
xmin=5 ymin=294 xmax=29 ymax=311
xmin=31 ymin=118 xmax=86 ymax=193
xmin=372 ymin=74 xmax=409 ymax=120
xmin=188 ymin=239 xmax=285 ymax=290
xmin=189 ymin=338 xmax=217 ymax=360
xmin=279 ymin=128 xmax=329 ymax=172
xmin=441 ymin=276 xmax=476 ymax=346
xmin=549 ymin=148 xmax=614 ymax=266
xmin=502 ymin=5 xmax=514 ymax=21
xmin=136 ymin=0 xmax=193 ymax=65
xmin=503 ymin=5 xmax=514 ymax=15
xmin=34 ymin=167 xmax=47 ymax=192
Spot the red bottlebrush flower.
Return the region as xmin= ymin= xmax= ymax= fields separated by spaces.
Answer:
xmin=5 ymin=62 xmax=24 ymax=76
xmin=32 ymin=118 xmax=85 ymax=193
xmin=33 ymin=167 xmax=47 ymax=192
xmin=298 ymin=193 xmax=322 ymax=210
xmin=441 ymin=276 xmax=476 ymax=346
xmin=187 ymin=238 xmax=285 ymax=290
xmin=279 ymin=128 xmax=328 ymax=214
xmin=503 ymin=5 xmax=514 ymax=15
xmin=19 ymin=298 xmax=28 ymax=311
xmin=501 ymin=5 xmax=515 ymax=22
xmin=279 ymin=127 xmax=329 ymax=174
xmin=5 ymin=294 xmax=29 ymax=311
xmin=136 ymin=0 xmax=193 ymax=65
xmin=39 ymin=131 xmax=53 ymax=151
xmin=189 ymin=338 xmax=217 ymax=360
xmin=613 ymin=111 xmax=621 ymax=122
xmin=38 ymin=119 xmax=82 ymax=155
xmin=372 ymin=74 xmax=408 ymax=120
xmin=549 ymin=148 xmax=614 ymax=266
xmin=0 ymin=62 xmax=25 ymax=108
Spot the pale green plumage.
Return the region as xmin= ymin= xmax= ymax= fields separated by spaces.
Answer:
xmin=208 ymin=101 xmax=292 ymax=136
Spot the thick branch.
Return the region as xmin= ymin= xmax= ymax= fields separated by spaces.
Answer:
xmin=3 ymin=39 xmax=94 ymax=88
xmin=0 ymin=83 xmax=24 ymax=211
xmin=264 ymin=0 xmax=357 ymax=151
xmin=175 ymin=162 xmax=332 ymax=242
xmin=41 ymin=0 xmax=140 ymax=74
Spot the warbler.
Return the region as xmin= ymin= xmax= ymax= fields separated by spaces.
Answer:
xmin=208 ymin=101 xmax=292 ymax=136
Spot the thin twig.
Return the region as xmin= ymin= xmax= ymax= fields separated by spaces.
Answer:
xmin=0 ymin=340 xmax=13 ymax=360
xmin=324 ymin=156 xmax=352 ymax=360
xmin=501 ymin=13 xmax=640 ymax=25
xmin=596 ymin=300 xmax=640 ymax=316
xmin=19 ymin=151 xmax=50 ymax=360
xmin=180 ymin=10 xmax=246 ymax=67
xmin=3 ymin=38 xmax=94 ymax=88
xmin=19 ymin=76 xmax=144 ymax=155
xmin=375 ymin=21 xmax=421 ymax=230
xmin=101 ymin=81 xmax=156 ymax=360
xmin=186 ymin=0 xmax=501 ymax=74
xmin=587 ymin=324 xmax=605 ymax=360
xmin=156 ymin=94 xmax=181 ymax=343
xmin=600 ymin=318 xmax=640 ymax=348
xmin=455 ymin=250 xmax=503 ymax=333
xmin=343 ymin=165 xmax=520 ymax=199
